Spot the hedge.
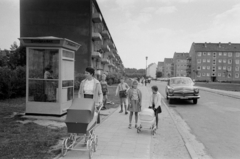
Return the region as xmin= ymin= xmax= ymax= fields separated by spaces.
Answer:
xmin=0 ymin=66 xmax=26 ymax=100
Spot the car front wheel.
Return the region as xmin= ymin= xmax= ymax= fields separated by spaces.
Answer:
xmin=193 ymin=99 xmax=198 ymax=104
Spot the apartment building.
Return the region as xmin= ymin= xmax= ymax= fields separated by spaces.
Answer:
xmin=189 ymin=42 xmax=240 ymax=81
xmin=20 ymin=0 xmax=123 ymax=76
xmin=173 ymin=52 xmax=189 ymax=77
xmin=163 ymin=58 xmax=173 ymax=78
xmin=157 ymin=62 xmax=164 ymax=73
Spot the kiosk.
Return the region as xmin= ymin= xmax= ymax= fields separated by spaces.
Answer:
xmin=19 ymin=36 xmax=81 ymax=116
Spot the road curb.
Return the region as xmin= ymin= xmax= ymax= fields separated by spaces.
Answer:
xmin=161 ymin=98 xmax=199 ymax=159
xmin=198 ymin=87 xmax=240 ymax=99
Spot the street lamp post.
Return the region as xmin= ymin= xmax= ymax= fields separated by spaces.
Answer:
xmin=145 ymin=56 xmax=148 ymax=77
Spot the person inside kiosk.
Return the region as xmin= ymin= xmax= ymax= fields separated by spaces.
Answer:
xmin=78 ymin=67 xmax=103 ymax=105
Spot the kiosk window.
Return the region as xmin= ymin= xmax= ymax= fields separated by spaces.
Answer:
xmin=28 ymin=49 xmax=59 ymax=102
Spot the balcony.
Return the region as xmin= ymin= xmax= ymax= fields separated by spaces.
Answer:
xmin=92 ymin=13 xmax=102 ymax=23
xmin=92 ymin=32 xmax=102 ymax=41
xmin=106 ymin=51 xmax=115 ymax=58
xmin=101 ymin=30 xmax=111 ymax=39
xmin=101 ymin=58 xmax=110 ymax=64
xmin=92 ymin=51 xmax=102 ymax=59
xmin=102 ymin=44 xmax=110 ymax=52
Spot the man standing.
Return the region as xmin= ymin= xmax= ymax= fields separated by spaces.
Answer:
xmin=100 ymin=73 xmax=108 ymax=110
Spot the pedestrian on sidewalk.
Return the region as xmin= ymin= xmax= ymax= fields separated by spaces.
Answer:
xmin=115 ymin=76 xmax=130 ymax=115
xmin=100 ymin=73 xmax=108 ymax=110
xmin=149 ymin=85 xmax=162 ymax=129
xmin=127 ymin=80 xmax=142 ymax=129
xmin=78 ymin=67 xmax=103 ymax=123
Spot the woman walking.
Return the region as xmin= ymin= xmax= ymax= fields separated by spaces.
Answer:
xmin=128 ymin=80 xmax=142 ymax=129
xmin=115 ymin=77 xmax=130 ymax=115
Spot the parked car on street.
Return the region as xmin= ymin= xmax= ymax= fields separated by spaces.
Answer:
xmin=165 ymin=77 xmax=200 ymax=104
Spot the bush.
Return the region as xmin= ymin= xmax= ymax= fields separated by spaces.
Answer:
xmin=106 ymin=73 xmax=121 ymax=85
xmin=0 ymin=66 xmax=26 ymax=100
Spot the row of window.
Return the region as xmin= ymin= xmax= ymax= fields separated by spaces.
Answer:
xmin=197 ymin=72 xmax=239 ymax=78
xmin=197 ymin=52 xmax=240 ymax=57
xmin=197 ymin=66 xmax=240 ymax=71
xmin=197 ymin=59 xmax=240 ymax=64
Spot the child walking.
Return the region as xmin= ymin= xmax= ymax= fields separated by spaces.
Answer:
xmin=149 ymin=86 xmax=162 ymax=129
xmin=100 ymin=73 xmax=108 ymax=110
xmin=115 ymin=77 xmax=130 ymax=115
xmin=128 ymin=80 xmax=142 ymax=129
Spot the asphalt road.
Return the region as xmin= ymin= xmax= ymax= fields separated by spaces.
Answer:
xmin=151 ymin=81 xmax=240 ymax=159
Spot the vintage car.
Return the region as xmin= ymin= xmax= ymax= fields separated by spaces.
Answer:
xmin=165 ymin=77 xmax=200 ymax=104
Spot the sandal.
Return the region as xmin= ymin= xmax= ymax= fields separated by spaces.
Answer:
xmin=128 ymin=124 xmax=131 ymax=129
xmin=135 ymin=124 xmax=137 ymax=128
xmin=119 ymin=110 xmax=123 ymax=113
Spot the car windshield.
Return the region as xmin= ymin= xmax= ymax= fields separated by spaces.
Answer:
xmin=170 ymin=78 xmax=193 ymax=85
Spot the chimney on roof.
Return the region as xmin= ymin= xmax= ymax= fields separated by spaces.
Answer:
xmin=229 ymin=42 xmax=231 ymax=45
xmin=219 ymin=42 xmax=221 ymax=48
xmin=204 ymin=42 xmax=207 ymax=47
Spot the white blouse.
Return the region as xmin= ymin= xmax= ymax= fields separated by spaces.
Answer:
xmin=83 ymin=79 xmax=94 ymax=94
xmin=150 ymin=92 xmax=162 ymax=107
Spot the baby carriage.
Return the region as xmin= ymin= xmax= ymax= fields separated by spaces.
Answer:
xmin=137 ymin=108 xmax=156 ymax=135
xmin=61 ymin=98 xmax=103 ymax=159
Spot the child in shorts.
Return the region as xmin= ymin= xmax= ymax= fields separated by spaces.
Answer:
xmin=115 ymin=77 xmax=129 ymax=115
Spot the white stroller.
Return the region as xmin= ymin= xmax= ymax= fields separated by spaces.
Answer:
xmin=137 ymin=108 xmax=156 ymax=135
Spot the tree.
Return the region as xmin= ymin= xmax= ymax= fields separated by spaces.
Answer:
xmin=156 ymin=71 xmax=162 ymax=78
xmin=7 ymin=43 xmax=26 ymax=70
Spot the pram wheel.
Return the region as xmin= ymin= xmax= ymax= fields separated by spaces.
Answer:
xmin=61 ymin=139 xmax=68 ymax=157
xmin=93 ymin=135 xmax=98 ymax=152
xmin=87 ymin=140 xmax=93 ymax=159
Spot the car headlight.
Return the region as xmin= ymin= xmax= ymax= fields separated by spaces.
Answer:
xmin=169 ymin=89 xmax=174 ymax=94
xmin=194 ymin=88 xmax=199 ymax=94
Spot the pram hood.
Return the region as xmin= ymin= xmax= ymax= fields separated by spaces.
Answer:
xmin=65 ymin=98 xmax=95 ymax=124
xmin=65 ymin=98 xmax=96 ymax=133
xmin=139 ymin=108 xmax=155 ymax=116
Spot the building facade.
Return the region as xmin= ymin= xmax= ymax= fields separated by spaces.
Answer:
xmin=163 ymin=58 xmax=173 ymax=78
xmin=20 ymin=0 xmax=123 ymax=77
xmin=189 ymin=42 xmax=240 ymax=81
xmin=173 ymin=52 xmax=189 ymax=77
xmin=157 ymin=62 xmax=164 ymax=72
xmin=147 ymin=63 xmax=157 ymax=79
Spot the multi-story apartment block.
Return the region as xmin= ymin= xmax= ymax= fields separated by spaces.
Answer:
xmin=157 ymin=62 xmax=164 ymax=73
xmin=163 ymin=58 xmax=173 ymax=78
xmin=20 ymin=0 xmax=123 ymax=77
xmin=189 ymin=42 xmax=240 ymax=81
xmin=147 ymin=63 xmax=157 ymax=79
xmin=173 ymin=52 xmax=189 ymax=77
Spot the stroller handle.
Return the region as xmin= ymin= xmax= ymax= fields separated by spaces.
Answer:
xmin=95 ymin=103 xmax=103 ymax=114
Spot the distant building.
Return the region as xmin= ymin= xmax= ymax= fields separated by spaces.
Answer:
xmin=189 ymin=42 xmax=240 ymax=81
xmin=163 ymin=58 xmax=173 ymax=77
xmin=157 ymin=62 xmax=164 ymax=73
xmin=147 ymin=63 xmax=157 ymax=79
xmin=173 ymin=52 xmax=189 ymax=77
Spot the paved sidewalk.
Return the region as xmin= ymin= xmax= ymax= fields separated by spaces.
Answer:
xmin=60 ymin=85 xmax=190 ymax=159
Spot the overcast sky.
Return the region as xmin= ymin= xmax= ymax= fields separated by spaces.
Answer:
xmin=1 ymin=0 xmax=240 ymax=69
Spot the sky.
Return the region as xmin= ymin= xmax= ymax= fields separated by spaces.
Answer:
xmin=1 ymin=0 xmax=240 ymax=69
